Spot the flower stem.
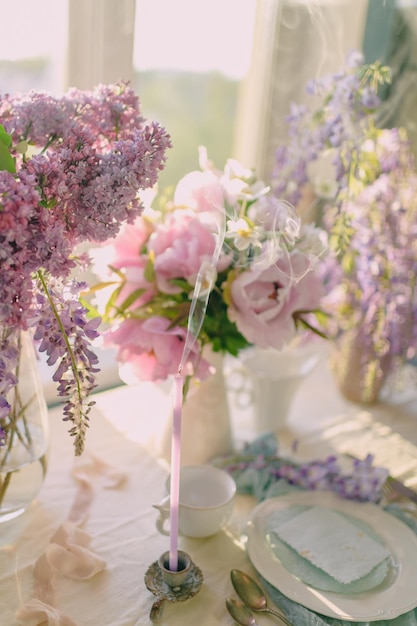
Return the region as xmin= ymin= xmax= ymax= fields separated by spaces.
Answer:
xmin=0 ymin=471 xmax=12 ymax=509
xmin=0 ymin=331 xmax=37 ymax=511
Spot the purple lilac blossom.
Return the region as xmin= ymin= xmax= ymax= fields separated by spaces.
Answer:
xmin=30 ymin=280 xmax=101 ymax=454
xmin=0 ymin=81 xmax=171 ymax=454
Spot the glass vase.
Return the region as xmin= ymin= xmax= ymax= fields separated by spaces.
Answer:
xmin=0 ymin=330 xmax=49 ymax=523
xmin=330 ymin=329 xmax=392 ymax=405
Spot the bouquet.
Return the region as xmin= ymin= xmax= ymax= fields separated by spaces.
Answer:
xmin=271 ymin=51 xmax=417 ymax=401
xmin=0 ymin=82 xmax=171 ymax=455
xmin=91 ymin=148 xmax=327 ymax=389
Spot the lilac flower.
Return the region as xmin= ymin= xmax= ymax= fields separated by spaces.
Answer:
xmin=0 ymin=328 xmax=20 ymax=438
xmin=0 ymin=81 xmax=171 ymax=454
xmin=65 ymin=82 xmax=145 ymax=143
xmin=0 ymin=91 xmax=73 ymax=147
xmin=29 ymin=278 xmax=102 ymax=455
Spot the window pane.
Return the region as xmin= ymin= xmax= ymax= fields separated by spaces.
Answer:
xmin=133 ymin=0 xmax=257 ymax=188
xmin=0 ymin=0 xmax=69 ymax=95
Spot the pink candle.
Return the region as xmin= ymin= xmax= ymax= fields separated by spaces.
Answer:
xmin=169 ymin=373 xmax=184 ymax=571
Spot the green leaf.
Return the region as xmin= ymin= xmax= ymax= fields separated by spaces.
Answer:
xmin=107 ymin=265 xmax=125 ymax=279
xmin=202 ymin=285 xmax=251 ymax=357
xmin=118 ymin=287 xmax=146 ymax=313
xmin=0 ymin=139 xmax=16 ymax=173
xmin=297 ymin=318 xmax=328 ymax=340
xmin=104 ymin=284 xmax=124 ymax=318
xmin=169 ymin=278 xmax=193 ymax=293
xmin=293 ymin=310 xmax=328 ymax=340
xmin=85 ymin=280 xmax=119 ymax=294
xmin=0 ymin=125 xmax=12 ymax=147
xmin=314 ymin=309 xmax=331 ymax=327
xmin=143 ymin=256 xmax=155 ymax=282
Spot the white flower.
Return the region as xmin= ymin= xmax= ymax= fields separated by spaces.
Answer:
xmin=224 ymin=158 xmax=254 ymax=181
xmin=225 ymin=218 xmax=261 ymax=251
xmin=222 ymin=158 xmax=270 ymax=203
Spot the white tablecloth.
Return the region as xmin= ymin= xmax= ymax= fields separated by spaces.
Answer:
xmin=1 ymin=348 xmax=417 ymax=625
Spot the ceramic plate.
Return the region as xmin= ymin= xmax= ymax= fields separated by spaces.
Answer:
xmin=246 ymin=490 xmax=417 ymax=621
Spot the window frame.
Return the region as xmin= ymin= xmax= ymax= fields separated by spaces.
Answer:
xmin=66 ymin=0 xmax=136 ymax=89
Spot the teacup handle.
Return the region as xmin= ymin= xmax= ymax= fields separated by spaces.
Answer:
xmin=152 ymin=496 xmax=171 ymax=536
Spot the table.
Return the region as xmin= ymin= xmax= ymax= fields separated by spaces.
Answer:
xmin=1 ymin=346 xmax=417 ymax=625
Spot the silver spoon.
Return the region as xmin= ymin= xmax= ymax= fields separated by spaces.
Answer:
xmin=226 ymin=597 xmax=259 ymax=626
xmin=231 ymin=569 xmax=293 ymax=626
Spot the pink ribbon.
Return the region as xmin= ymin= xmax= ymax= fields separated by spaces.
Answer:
xmin=16 ymin=453 xmax=127 ymax=626
xmin=15 ymin=599 xmax=78 ymax=626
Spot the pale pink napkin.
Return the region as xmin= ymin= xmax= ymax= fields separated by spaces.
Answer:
xmin=16 ymin=453 xmax=127 ymax=626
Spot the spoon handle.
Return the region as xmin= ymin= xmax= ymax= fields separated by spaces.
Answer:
xmin=265 ymin=606 xmax=294 ymax=626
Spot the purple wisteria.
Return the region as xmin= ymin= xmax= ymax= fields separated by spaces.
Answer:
xmin=272 ymin=51 xmax=385 ymax=207
xmin=0 ymin=81 xmax=171 ymax=454
xmin=271 ymin=52 xmax=417 ymax=401
xmin=275 ymin=454 xmax=388 ymax=503
xmin=215 ymin=441 xmax=388 ymax=504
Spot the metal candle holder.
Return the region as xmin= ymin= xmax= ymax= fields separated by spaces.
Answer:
xmin=145 ymin=550 xmax=203 ymax=622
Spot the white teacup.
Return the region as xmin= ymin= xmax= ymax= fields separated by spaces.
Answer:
xmin=153 ymin=465 xmax=236 ymax=538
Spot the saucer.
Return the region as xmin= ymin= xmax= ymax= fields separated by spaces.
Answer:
xmin=145 ymin=559 xmax=203 ymax=602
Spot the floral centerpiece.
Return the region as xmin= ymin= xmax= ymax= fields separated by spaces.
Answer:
xmin=271 ymin=51 xmax=417 ymax=403
xmin=91 ymin=148 xmax=327 ymax=394
xmin=0 ymin=80 xmax=171 ymax=479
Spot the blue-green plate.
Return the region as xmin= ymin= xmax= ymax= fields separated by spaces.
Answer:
xmin=246 ymin=490 xmax=417 ymax=621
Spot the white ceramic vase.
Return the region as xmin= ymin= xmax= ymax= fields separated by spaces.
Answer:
xmin=159 ymin=346 xmax=232 ymax=465
xmin=238 ymin=343 xmax=319 ymax=434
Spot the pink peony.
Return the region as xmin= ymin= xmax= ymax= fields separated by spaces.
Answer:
xmin=227 ymin=251 xmax=324 ymax=349
xmin=149 ymin=214 xmax=217 ymax=293
xmin=97 ymin=218 xmax=156 ymax=312
xmin=173 ymin=169 xmax=225 ymax=214
xmin=104 ymin=316 xmax=211 ymax=382
xmin=110 ymin=216 xmax=154 ymax=269
xmin=113 ymin=265 xmax=156 ymax=311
